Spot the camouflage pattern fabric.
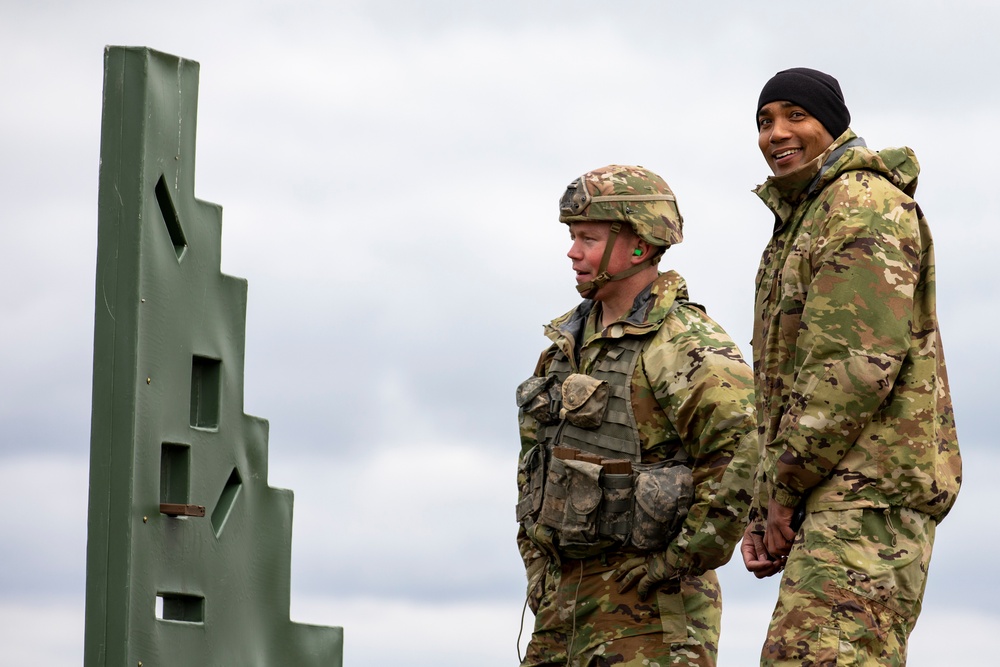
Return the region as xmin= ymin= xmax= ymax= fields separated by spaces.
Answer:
xmin=751 ymin=130 xmax=961 ymax=519
xmin=521 ymin=552 xmax=722 ymax=667
xmin=558 ymin=164 xmax=684 ymax=248
xmin=517 ymin=270 xmax=757 ymax=664
xmin=750 ymin=129 xmax=961 ymax=665
xmin=762 ymin=507 xmax=933 ymax=667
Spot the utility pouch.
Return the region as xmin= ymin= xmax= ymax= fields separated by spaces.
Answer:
xmin=516 ymin=375 xmax=561 ymax=424
xmin=630 ymin=463 xmax=694 ymax=551
xmin=537 ymin=450 xmax=603 ymax=547
xmin=559 ymin=373 xmax=610 ymax=429
xmin=515 ymin=444 xmax=546 ymax=528
xmin=559 ymin=458 xmax=604 ymax=546
xmin=598 ymin=459 xmax=634 ymax=544
xmin=537 ymin=455 xmax=570 ymax=531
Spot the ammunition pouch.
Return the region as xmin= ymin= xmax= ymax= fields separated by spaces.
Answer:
xmin=516 ymin=375 xmax=561 ymax=425
xmin=519 ymin=444 xmax=693 ymax=555
xmin=539 ymin=455 xmax=603 ymax=546
xmin=559 ymin=373 xmax=610 ymax=429
xmin=516 ymin=363 xmax=691 ymax=554
xmin=630 ymin=462 xmax=693 ymax=551
xmin=516 ymin=444 xmax=546 ymax=528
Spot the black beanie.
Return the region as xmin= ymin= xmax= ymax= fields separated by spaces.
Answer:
xmin=756 ymin=67 xmax=850 ymax=139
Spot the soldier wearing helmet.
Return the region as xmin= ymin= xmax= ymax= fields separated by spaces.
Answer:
xmin=515 ymin=165 xmax=758 ymax=666
xmin=559 ymin=165 xmax=683 ymax=307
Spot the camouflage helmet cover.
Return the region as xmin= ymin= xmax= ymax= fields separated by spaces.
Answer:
xmin=558 ymin=164 xmax=683 ymax=247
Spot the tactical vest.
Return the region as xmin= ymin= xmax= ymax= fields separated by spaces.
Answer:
xmin=516 ymin=330 xmax=693 ymax=557
xmin=540 ymin=335 xmax=644 ymax=461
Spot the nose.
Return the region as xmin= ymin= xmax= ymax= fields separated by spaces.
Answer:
xmin=567 ymin=238 xmax=583 ymax=260
xmin=768 ymin=116 xmax=792 ymax=143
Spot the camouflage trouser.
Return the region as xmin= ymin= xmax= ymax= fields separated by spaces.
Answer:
xmin=522 ymin=551 xmax=722 ymax=667
xmin=762 ymin=507 xmax=936 ymax=667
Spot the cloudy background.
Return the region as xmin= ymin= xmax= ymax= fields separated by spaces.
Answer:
xmin=2 ymin=1 xmax=998 ymax=665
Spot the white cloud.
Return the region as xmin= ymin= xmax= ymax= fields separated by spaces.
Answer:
xmin=272 ymin=441 xmax=524 ymax=600
xmin=0 ymin=600 xmax=85 ymax=667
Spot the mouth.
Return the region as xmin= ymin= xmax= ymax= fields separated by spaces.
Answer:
xmin=772 ymin=148 xmax=801 ymax=162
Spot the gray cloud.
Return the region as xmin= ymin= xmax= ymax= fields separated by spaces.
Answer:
xmin=2 ymin=1 xmax=998 ymax=665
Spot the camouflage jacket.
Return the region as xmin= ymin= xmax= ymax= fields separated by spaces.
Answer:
xmin=517 ymin=271 xmax=757 ymax=577
xmin=751 ymin=130 xmax=961 ymax=522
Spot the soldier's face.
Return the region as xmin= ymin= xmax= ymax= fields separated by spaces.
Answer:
xmin=757 ymin=101 xmax=835 ymax=177
xmin=567 ymin=221 xmax=637 ymax=298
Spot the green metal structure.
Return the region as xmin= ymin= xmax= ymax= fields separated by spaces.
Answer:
xmin=84 ymin=46 xmax=343 ymax=666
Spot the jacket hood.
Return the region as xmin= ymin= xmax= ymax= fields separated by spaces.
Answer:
xmin=754 ymin=129 xmax=921 ymax=227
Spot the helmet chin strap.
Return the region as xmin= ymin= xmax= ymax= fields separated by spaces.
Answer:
xmin=575 ymin=221 xmax=658 ymax=298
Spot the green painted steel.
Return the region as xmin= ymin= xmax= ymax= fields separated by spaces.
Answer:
xmin=84 ymin=46 xmax=343 ymax=666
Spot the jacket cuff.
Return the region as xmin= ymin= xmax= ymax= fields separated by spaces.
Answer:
xmin=772 ymin=485 xmax=803 ymax=509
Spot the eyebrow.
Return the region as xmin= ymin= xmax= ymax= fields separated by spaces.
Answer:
xmin=758 ymin=101 xmax=803 ymax=121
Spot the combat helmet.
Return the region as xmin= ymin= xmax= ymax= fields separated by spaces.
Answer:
xmin=558 ymin=164 xmax=683 ymax=298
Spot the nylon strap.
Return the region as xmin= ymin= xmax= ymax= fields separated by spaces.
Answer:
xmin=576 ymin=252 xmax=659 ymax=298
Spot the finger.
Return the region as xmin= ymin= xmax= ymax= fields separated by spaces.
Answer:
xmin=764 ymin=530 xmax=777 ymax=557
xmin=617 ymin=567 xmax=643 ymax=594
xmin=764 ymin=526 xmax=792 ymax=558
xmin=636 ymin=576 xmax=652 ymax=601
xmin=761 ymin=560 xmax=786 ymax=579
xmin=746 ymin=555 xmax=775 ymax=572
xmin=614 ymin=557 xmax=645 ymax=582
xmin=773 ymin=533 xmax=793 ymax=557
xmin=741 ymin=532 xmax=768 ymax=568
xmin=755 ymin=565 xmax=782 ymax=579
xmin=742 ymin=551 xmax=763 ymax=571
xmin=745 ymin=557 xmax=768 ymax=578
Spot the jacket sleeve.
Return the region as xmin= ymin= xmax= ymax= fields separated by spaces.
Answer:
xmin=768 ymin=176 xmax=917 ymax=508
xmin=643 ymin=309 xmax=758 ymax=576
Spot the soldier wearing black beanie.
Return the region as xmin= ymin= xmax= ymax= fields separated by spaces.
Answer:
xmin=756 ymin=67 xmax=851 ymax=139
xmin=743 ymin=64 xmax=960 ymax=667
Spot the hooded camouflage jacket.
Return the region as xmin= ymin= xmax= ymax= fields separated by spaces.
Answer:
xmin=517 ymin=270 xmax=757 ymax=577
xmin=751 ymin=130 xmax=961 ymax=522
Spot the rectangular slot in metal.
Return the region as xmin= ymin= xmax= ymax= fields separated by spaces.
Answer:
xmin=160 ymin=443 xmax=190 ymax=504
xmin=156 ymin=592 xmax=204 ymax=623
xmin=190 ymin=355 xmax=221 ymax=429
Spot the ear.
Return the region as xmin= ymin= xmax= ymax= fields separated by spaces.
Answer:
xmin=631 ymin=239 xmax=654 ymax=265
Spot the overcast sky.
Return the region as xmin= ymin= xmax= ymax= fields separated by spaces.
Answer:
xmin=2 ymin=1 xmax=998 ymax=665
